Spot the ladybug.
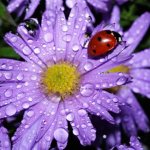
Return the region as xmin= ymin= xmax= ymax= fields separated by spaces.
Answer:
xmin=88 ymin=30 xmax=122 ymax=58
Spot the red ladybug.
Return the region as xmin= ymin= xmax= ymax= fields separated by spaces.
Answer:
xmin=88 ymin=30 xmax=122 ymax=58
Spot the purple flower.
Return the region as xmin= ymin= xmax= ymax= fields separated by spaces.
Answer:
xmin=7 ymin=0 xmax=63 ymax=19
xmin=116 ymin=136 xmax=143 ymax=150
xmin=66 ymin=0 xmax=128 ymax=11
xmin=106 ymin=7 xmax=150 ymax=137
xmin=0 ymin=121 xmax=11 ymax=150
xmin=0 ymin=5 xmax=130 ymax=149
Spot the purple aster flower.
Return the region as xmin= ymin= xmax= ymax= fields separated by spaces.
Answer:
xmin=7 ymin=0 xmax=63 ymax=19
xmin=66 ymin=0 xmax=128 ymax=12
xmin=116 ymin=136 xmax=143 ymax=150
xmin=0 ymin=5 xmax=130 ymax=149
xmin=0 ymin=121 xmax=11 ymax=150
xmin=105 ymin=7 xmax=150 ymax=137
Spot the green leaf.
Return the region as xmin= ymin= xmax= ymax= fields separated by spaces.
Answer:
xmin=0 ymin=47 xmax=20 ymax=59
xmin=0 ymin=2 xmax=16 ymax=26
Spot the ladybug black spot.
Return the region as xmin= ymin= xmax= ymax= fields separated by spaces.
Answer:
xmin=105 ymin=30 xmax=111 ymax=34
xmin=97 ymin=37 xmax=102 ymax=42
xmin=107 ymin=43 xmax=111 ymax=48
xmin=93 ymin=49 xmax=96 ymax=53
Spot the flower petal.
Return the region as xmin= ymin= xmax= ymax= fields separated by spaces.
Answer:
xmin=81 ymin=72 xmax=130 ymax=89
xmin=25 ymin=0 xmax=40 ymax=19
xmin=4 ymin=32 xmax=46 ymax=68
xmin=64 ymin=99 xmax=96 ymax=145
xmin=123 ymin=12 xmax=150 ymax=54
xmin=127 ymin=49 xmax=150 ymax=68
xmin=118 ymin=88 xmax=149 ymax=134
xmin=0 ymin=125 xmax=11 ymax=150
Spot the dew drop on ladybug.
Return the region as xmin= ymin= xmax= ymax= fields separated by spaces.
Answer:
xmin=88 ymin=30 xmax=122 ymax=58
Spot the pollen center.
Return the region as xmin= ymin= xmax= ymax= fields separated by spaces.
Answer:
xmin=42 ymin=62 xmax=80 ymax=98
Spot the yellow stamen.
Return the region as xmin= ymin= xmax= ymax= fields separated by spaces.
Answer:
xmin=41 ymin=62 xmax=80 ymax=99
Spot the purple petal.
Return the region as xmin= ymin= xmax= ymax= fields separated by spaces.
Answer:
xmin=76 ymin=89 xmax=120 ymax=123
xmin=12 ymin=100 xmax=60 ymax=149
xmin=0 ymin=125 xmax=11 ymax=150
xmin=127 ymin=49 xmax=150 ymax=68
xmin=64 ymin=99 xmax=96 ymax=145
xmin=25 ymin=0 xmax=40 ymax=19
xmin=0 ymin=59 xmax=42 ymax=73
xmin=115 ymin=0 xmax=128 ymax=5
xmin=4 ymin=32 xmax=46 ymax=68
xmin=65 ymin=6 xmax=91 ymax=62
xmin=46 ymin=0 xmax=63 ymax=10
xmin=118 ymin=88 xmax=149 ymax=134
xmin=7 ymin=0 xmax=24 ymax=13
xmin=81 ymin=72 xmax=130 ymax=89
xmin=86 ymin=0 xmax=110 ymax=12
xmin=123 ymin=12 xmax=150 ymax=55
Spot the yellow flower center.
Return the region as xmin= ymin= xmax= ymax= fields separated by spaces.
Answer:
xmin=107 ymin=65 xmax=130 ymax=93
xmin=41 ymin=62 xmax=80 ymax=99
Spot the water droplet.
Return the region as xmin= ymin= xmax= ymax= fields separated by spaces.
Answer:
xmin=66 ymin=113 xmax=74 ymax=121
xmin=116 ymin=77 xmax=127 ymax=85
xmin=73 ymin=128 xmax=79 ymax=135
xmin=5 ymin=104 xmax=17 ymax=116
xmin=26 ymin=110 xmax=34 ymax=117
xmin=62 ymin=25 xmax=68 ymax=32
xmin=81 ymin=124 xmax=86 ymax=128
xmin=51 ymin=96 xmax=61 ymax=103
xmin=80 ymin=83 xmax=94 ymax=97
xmin=83 ymin=103 xmax=89 ymax=108
xmin=33 ymin=47 xmax=41 ymax=54
xmin=54 ymin=128 xmax=68 ymax=143
xmin=22 ymin=102 xmax=30 ymax=109
xmin=72 ymin=44 xmax=79 ymax=52
xmin=63 ymin=34 xmax=72 ymax=42
xmin=84 ymin=62 xmax=93 ymax=71
xmin=10 ymin=36 xmax=17 ymax=43
xmin=17 ymin=73 xmax=24 ymax=81
xmin=4 ymin=141 xmax=10 ymax=147
xmin=78 ymin=109 xmax=87 ymax=116
xmin=24 ymin=18 xmax=39 ymax=37
xmin=5 ymin=89 xmax=13 ymax=97
xmin=17 ymin=92 xmax=25 ymax=100
xmin=4 ymin=72 xmax=12 ymax=80
xmin=22 ymin=46 xmax=32 ymax=55
xmin=44 ymin=33 xmax=53 ymax=42
xmin=31 ymin=75 xmax=37 ymax=80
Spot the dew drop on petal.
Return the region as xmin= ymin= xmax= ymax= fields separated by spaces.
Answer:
xmin=63 ymin=34 xmax=72 ymax=42
xmin=44 ymin=33 xmax=53 ymax=42
xmin=5 ymin=104 xmax=17 ymax=116
xmin=5 ymin=89 xmax=13 ymax=97
xmin=22 ymin=46 xmax=32 ymax=55
xmin=116 ymin=77 xmax=127 ymax=85
xmin=66 ymin=113 xmax=74 ymax=121
xmin=80 ymin=83 xmax=94 ymax=97
xmin=54 ymin=128 xmax=68 ymax=143
xmin=72 ymin=45 xmax=79 ymax=52
xmin=22 ymin=102 xmax=30 ymax=109
xmin=62 ymin=25 xmax=68 ymax=32
xmin=4 ymin=72 xmax=12 ymax=80
xmin=33 ymin=47 xmax=41 ymax=54
xmin=17 ymin=73 xmax=24 ymax=81
xmin=73 ymin=128 xmax=79 ymax=136
xmin=26 ymin=110 xmax=34 ymax=117
xmin=78 ymin=109 xmax=87 ymax=116
xmin=84 ymin=62 xmax=93 ymax=71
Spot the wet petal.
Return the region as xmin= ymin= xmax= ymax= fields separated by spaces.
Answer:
xmin=127 ymin=49 xmax=150 ymax=68
xmin=81 ymin=72 xmax=130 ymax=89
xmin=64 ymin=99 xmax=96 ymax=145
xmin=0 ymin=125 xmax=11 ymax=150
xmin=25 ymin=0 xmax=40 ymax=19
xmin=118 ymin=88 xmax=149 ymax=134
xmin=123 ymin=12 xmax=150 ymax=55
xmin=4 ymin=32 xmax=46 ymax=68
